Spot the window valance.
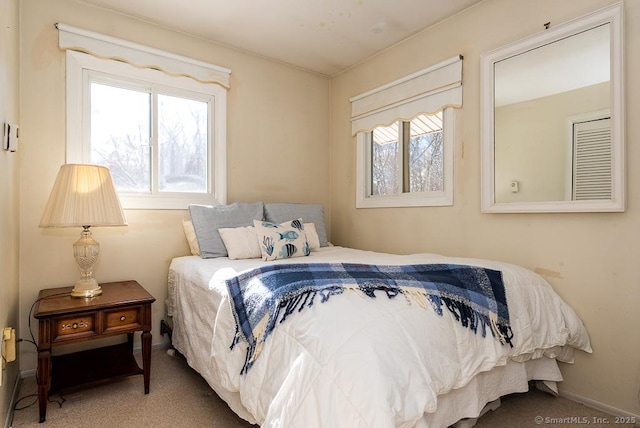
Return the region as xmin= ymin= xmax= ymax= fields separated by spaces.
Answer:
xmin=56 ymin=23 xmax=231 ymax=89
xmin=350 ymin=55 xmax=462 ymax=136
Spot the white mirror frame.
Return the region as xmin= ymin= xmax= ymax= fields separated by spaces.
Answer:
xmin=480 ymin=2 xmax=624 ymax=213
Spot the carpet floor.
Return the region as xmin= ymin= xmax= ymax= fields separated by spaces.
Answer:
xmin=10 ymin=347 xmax=628 ymax=428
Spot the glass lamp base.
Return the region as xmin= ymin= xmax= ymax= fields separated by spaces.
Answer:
xmin=72 ymin=226 xmax=102 ymax=298
xmin=71 ymin=278 xmax=103 ymax=298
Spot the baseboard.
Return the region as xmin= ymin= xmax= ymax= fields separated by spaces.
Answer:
xmin=560 ymin=389 xmax=640 ymax=422
xmin=19 ymin=369 xmax=35 ymax=379
xmin=5 ymin=371 xmax=21 ymax=428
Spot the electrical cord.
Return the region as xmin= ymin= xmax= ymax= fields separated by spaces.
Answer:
xmin=13 ymin=394 xmax=37 ymax=411
xmin=13 ymin=393 xmax=66 ymax=412
xmin=27 ymin=291 xmax=71 ymax=351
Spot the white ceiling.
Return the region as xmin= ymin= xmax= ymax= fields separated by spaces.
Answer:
xmin=77 ymin=0 xmax=482 ymax=76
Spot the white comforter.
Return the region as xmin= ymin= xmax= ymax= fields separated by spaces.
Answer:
xmin=170 ymin=247 xmax=591 ymax=428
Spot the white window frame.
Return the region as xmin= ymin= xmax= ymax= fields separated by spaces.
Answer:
xmin=65 ymin=50 xmax=227 ymax=209
xmin=356 ymin=108 xmax=454 ymax=208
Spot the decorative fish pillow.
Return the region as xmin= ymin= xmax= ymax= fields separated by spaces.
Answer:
xmin=254 ymin=218 xmax=311 ymax=261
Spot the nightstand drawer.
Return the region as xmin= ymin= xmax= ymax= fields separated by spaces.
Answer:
xmin=103 ymin=307 xmax=142 ymax=333
xmin=53 ymin=313 xmax=97 ymax=342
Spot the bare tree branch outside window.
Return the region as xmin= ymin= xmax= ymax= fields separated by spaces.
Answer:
xmin=90 ymin=82 xmax=210 ymax=194
xmin=370 ymin=113 xmax=443 ymax=196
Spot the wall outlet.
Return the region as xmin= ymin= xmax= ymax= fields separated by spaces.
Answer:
xmin=2 ymin=327 xmax=16 ymax=364
xmin=3 ymin=328 xmax=15 ymax=363
xmin=1 ymin=327 xmax=16 ymax=386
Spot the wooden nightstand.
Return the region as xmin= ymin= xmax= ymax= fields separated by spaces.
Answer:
xmin=34 ymin=280 xmax=156 ymax=423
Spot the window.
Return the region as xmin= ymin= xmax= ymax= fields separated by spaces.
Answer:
xmin=357 ymin=110 xmax=454 ymax=208
xmin=350 ymin=56 xmax=462 ymax=208
xmin=371 ymin=112 xmax=444 ymax=195
xmin=88 ymin=76 xmax=211 ymax=197
xmin=59 ymin=24 xmax=229 ymax=209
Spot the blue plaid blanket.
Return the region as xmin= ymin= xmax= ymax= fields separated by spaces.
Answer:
xmin=226 ymin=262 xmax=513 ymax=374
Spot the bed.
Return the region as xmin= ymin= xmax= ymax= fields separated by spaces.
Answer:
xmin=166 ymin=231 xmax=592 ymax=428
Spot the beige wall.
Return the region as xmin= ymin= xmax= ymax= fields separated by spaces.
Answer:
xmin=331 ymin=0 xmax=640 ymax=417
xmin=18 ymin=0 xmax=330 ymax=373
xmin=0 ymin=0 xmax=21 ymax=421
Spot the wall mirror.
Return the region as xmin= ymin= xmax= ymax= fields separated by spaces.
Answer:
xmin=480 ymin=3 xmax=624 ymax=213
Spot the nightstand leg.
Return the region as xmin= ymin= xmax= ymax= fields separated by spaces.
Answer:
xmin=127 ymin=332 xmax=134 ymax=351
xmin=141 ymin=330 xmax=152 ymax=394
xmin=37 ymin=349 xmax=51 ymax=423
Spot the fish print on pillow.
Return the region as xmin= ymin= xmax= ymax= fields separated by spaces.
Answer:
xmin=254 ymin=218 xmax=311 ymax=261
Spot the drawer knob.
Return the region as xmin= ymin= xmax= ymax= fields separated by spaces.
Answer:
xmin=62 ymin=320 xmax=88 ymax=331
xmin=120 ymin=316 xmax=126 ymax=321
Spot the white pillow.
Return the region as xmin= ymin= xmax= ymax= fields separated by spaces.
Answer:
xmin=182 ymin=219 xmax=201 ymax=256
xmin=218 ymin=226 xmax=262 ymax=260
xmin=254 ymin=218 xmax=310 ymax=261
xmin=304 ymin=222 xmax=320 ymax=250
xmin=188 ymin=202 xmax=264 ymax=258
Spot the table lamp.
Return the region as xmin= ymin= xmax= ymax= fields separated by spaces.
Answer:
xmin=39 ymin=164 xmax=127 ymax=298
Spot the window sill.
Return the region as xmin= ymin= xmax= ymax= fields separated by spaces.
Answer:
xmin=356 ymin=193 xmax=453 ymax=209
xmin=119 ymin=193 xmax=225 ymax=210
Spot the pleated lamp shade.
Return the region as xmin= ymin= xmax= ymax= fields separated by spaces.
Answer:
xmin=40 ymin=164 xmax=127 ymax=228
xmin=40 ymin=164 xmax=127 ymax=298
